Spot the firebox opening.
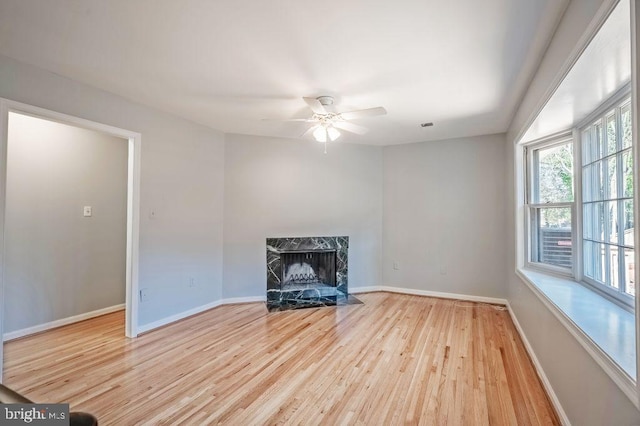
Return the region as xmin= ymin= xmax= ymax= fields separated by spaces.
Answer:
xmin=280 ymin=250 xmax=336 ymax=293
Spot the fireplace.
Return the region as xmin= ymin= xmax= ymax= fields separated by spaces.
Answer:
xmin=266 ymin=236 xmax=348 ymax=311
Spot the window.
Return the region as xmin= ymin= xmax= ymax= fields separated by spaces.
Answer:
xmin=526 ymin=137 xmax=575 ymax=271
xmin=525 ymin=95 xmax=634 ymax=307
xmin=581 ymin=98 xmax=634 ymax=301
xmin=517 ymin=0 xmax=636 ymax=402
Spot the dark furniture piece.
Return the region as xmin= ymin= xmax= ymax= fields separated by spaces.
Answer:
xmin=0 ymin=383 xmax=98 ymax=426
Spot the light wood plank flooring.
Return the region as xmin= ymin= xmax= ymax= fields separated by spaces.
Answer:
xmin=3 ymin=292 xmax=559 ymax=425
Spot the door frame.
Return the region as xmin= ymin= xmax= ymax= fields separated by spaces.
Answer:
xmin=0 ymin=99 xmax=141 ymax=379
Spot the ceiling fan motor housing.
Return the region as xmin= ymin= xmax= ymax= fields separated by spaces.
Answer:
xmin=316 ymin=96 xmax=335 ymax=106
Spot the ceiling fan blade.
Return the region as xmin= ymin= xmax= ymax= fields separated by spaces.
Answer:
xmin=301 ymin=125 xmax=318 ymax=138
xmin=339 ymin=107 xmax=387 ymax=120
xmin=333 ymin=121 xmax=369 ymax=135
xmin=303 ymin=97 xmax=327 ymax=114
xmin=261 ymin=118 xmax=314 ymax=122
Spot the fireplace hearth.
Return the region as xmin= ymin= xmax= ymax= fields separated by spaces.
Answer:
xmin=266 ymin=236 xmax=348 ymax=311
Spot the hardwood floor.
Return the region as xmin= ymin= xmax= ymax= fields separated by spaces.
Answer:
xmin=3 ymin=292 xmax=559 ymax=425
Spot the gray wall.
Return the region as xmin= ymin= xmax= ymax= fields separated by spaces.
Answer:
xmin=382 ymin=134 xmax=507 ymax=298
xmin=505 ymin=139 xmax=640 ymax=425
xmin=5 ymin=113 xmax=127 ymax=332
xmin=0 ymin=54 xmax=225 ymax=328
xmin=506 ymin=0 xmax=640 ymax=423
xmin=507 ymin=0 xmax=610 ymax=143
xmin=222 ymin=133 xmax=383 ymax=298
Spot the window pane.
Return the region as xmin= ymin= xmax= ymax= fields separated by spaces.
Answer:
xmin=594 ymin=242 xmax=607 ymax=283
xmin=606 ymin=201 xmax=618 ymax=244
xmin=584 ymin=160 xmax=605 ymax=202
xmin=579 ymin=97 xmax=633 ymax=300
xmin=624 ymin=199 xmax=634 ymax=247
xmin=582 ymin=129 xmax=592 ymax=164
xmin=536 ymin=143 xmax=573 ymax=203
xmin=607 ymin=156 xmax=617 ymax=199
xmin=606 ymin=112 xmax=617 ymax=155
xmin=622 ymin=104 xmax=632 ymax=149
xmin=623 ymin=150 xmax=633 ymax=198
xmin=595 ymin=122 xmax=604 ymax=160
xmin=596 ymin=161 xmax=605 ymax=201
xmin=583 ymin=202 xmax=594 ymax=240
xmin=594 ymin=201 xmax=606 ymax=242
xmin=609 ymin=244 xmax=620 ymax=289
xmin=591 ymin=125 xmax=600 ymax=162
xmin=536 ymin=207 xmax=572 ymax=268
xmin=582 ymin=166 xmax=592 ymax=202
xmin=624 ymin=248 xmax=635 ymax=296
xmin=584 ymin=240 xmax=595 ymax=279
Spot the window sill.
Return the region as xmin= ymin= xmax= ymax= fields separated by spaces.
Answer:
xmin=516 ymin=268 xmax=638 ymax=406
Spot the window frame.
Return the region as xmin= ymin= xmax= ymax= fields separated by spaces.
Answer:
xmin=524 ymin=132 xmax=577 ymax=277
xmin=523 ymin=88 xmax=634 ymax=310
xmin=577 ymin=90 xmax=635 ymax=308
xmin=513 ymin=0 xmax=640 ymax=409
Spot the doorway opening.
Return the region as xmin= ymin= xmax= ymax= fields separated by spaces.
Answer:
xmin=0 ymin=99 xmax=141 ymax=380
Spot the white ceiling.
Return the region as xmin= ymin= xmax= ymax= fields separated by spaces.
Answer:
xmin=522 ymin=0 xmax=631 ymax=143
xmin=0 ymin=0 xmax=568 ymax=146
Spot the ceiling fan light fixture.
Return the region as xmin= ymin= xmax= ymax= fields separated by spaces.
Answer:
xmin=327 ymin=126 xmax=341 ymax=141
xmin=313 ymin=126 xmax=327 ymax=142
xmin=266 ymin=96 xmax=386 ymax=144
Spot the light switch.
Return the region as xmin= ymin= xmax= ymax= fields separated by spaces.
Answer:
xmin=83 ymin=206 xmax=92 ymax=217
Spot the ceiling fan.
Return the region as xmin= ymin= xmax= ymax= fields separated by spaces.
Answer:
xmin=264 ymin=96 xmax=387 ymax=148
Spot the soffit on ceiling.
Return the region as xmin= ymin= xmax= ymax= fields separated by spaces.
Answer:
xmin=0 ymin=0 xmax=568 ymax=145
xmin=522 ymin=0 xmax=631 ymax=143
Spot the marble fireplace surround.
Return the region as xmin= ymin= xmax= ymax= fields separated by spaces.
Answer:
xmin=266 ymin=236 xmax=348 ymax=310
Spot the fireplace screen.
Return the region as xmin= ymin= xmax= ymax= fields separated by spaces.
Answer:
xmin=280 ymin=250 xmax=336 ymax=290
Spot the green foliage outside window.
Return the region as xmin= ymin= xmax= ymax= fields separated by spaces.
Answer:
xmin=537 ymin=143 xmax=573 ymax=227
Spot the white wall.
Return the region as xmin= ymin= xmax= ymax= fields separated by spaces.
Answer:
xmin=506 ymin=0 xmax=640 ymax=423
xmin=223 ymin=134 xmax=383 ymax=298
xmin=0 ymin=54 xmax=225 ymax=328
xmin=5 ymin=113 xmax=127 ymax=332
xmin=382 ymin=134 xmax=507 ymax=298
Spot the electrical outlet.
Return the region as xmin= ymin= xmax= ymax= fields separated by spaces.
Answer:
xmin=393 ymin=261 xmax=400 ymax=270
xmin=83 ymin=206 xmax=92 ymax=217
xmin=188 ymin=277 xmax=196 ymax=288
xmin=140 ymin=288 xmax=149 ymax=302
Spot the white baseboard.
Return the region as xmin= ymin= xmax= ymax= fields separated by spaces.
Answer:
xmin=135 ymin=287 xmax=506 ymax=336
xmin=3 ymin=304 xmax=125 ymax=341
xmin=351 ymin=285 xmax=507 ymax=305
xmin=137 ymin=295 xmax=268 ymax=334
xmin=507 ymin=303 xmax=570 ymax=426
xmin=137 ymin=300 xmax=224 ymax=334
xmin=349 ymin=286 xmax=380 ymax=294
xmin=220 ymin=295 xmax=266 ymax=305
